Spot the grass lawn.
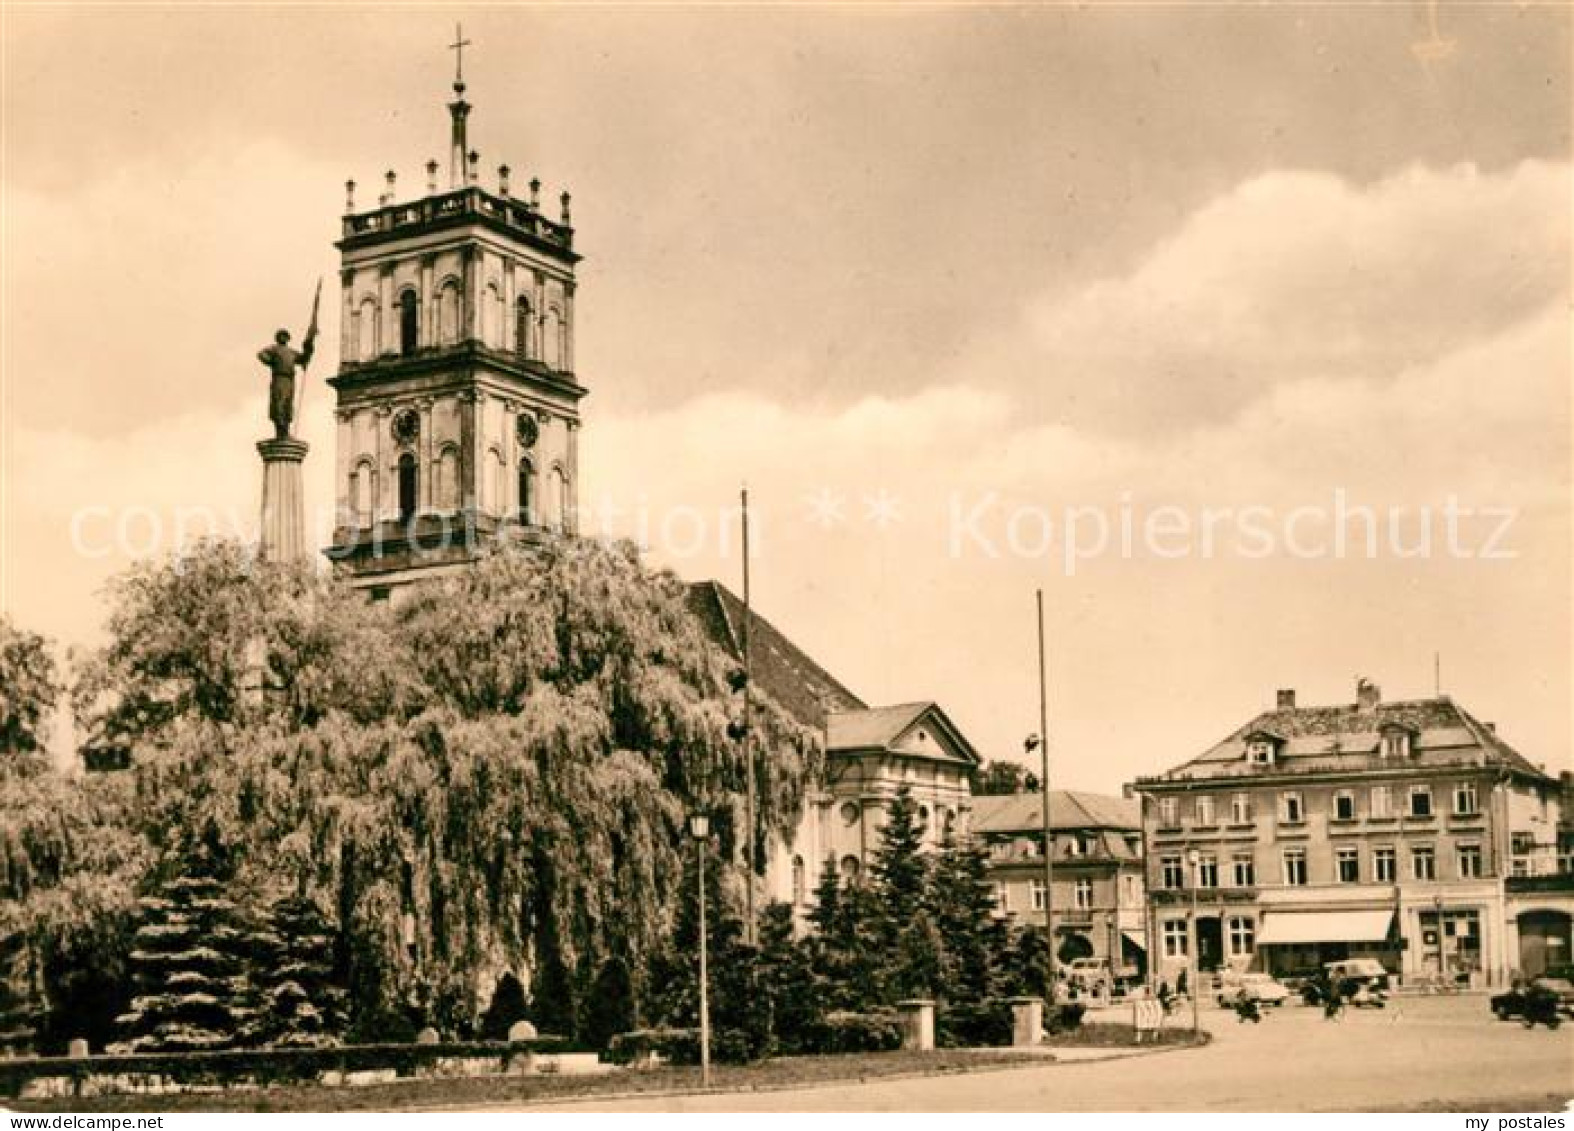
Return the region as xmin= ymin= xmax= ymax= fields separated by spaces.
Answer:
xmin=11 ymin=1048 xmax=1055 ymax=1113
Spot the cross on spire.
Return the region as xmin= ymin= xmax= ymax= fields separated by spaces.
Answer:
xmin=449 ymin=23 xmax=472 ymax=91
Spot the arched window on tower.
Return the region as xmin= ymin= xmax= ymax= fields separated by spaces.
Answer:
xmin=481 ymin=283 xmax=502 ymax=348
xmin=543 ymin=306 xmax=563 ymax=370
xmin=398 ymin=289 xmax=419 ymax=356
xmin=515 ymin=297 xmax=533 ymax=360
xmin=357 ymin=297 xmax=378 ymax=361
xmin=397 ymin=452 xmax=418 ymax=521
xmin=517 ymin=458 xmax=534 ymax=524
xmin=435 ymin=445 xmax=460 ymax=512
xmin=351 ymin=458 xmax=376 ymax=527
xmin=437 ymin=279 xmax=461 ymax=346
xmin=550 ymin=465 xmax=570 ymax=532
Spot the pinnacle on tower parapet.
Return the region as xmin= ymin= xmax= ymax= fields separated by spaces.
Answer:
xmin=560 ymin=191 xmax=572 ymax=227
xmin=344 ymin=179 xmax=356 ymax=213
xmin=426 ymin=159 xmax=439 ymax=195
xmin=530 ymin=178 xmax=541 ymax=209
xmin=381 ymin=169 xmax=397 ymax=206
xmin=468 ymin=150 xmax=480 ymax=186
xmin=498 ymin=164 xmax=511 ymax=197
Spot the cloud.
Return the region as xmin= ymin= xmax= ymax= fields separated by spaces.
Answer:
xmin=5 ymin=160 xmax=1567 ymax=794
xmin=994 ymin=161 xmax=1570 ymax=434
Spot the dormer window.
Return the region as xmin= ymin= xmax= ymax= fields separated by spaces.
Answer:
xmin=1380 ymin=724 xmax=1415 ymax=758
xmin=1245 ymin=732 xmax=1281 ymax=767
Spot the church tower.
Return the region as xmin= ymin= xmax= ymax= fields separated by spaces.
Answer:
xmin=327 ymin=34 xmax=584 ymax=595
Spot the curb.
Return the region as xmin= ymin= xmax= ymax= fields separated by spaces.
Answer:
xmin=424 ymin=1038 xmax=1208 ymax=1112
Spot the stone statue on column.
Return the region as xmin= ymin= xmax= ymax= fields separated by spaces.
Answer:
xmin=254 ymin=281 xmax=320 ymax=564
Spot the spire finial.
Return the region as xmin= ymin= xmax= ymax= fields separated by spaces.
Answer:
xmin=449 ymin=22 xmax=472 ymax=94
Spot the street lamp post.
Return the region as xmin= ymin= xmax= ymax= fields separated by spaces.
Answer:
xmin=1187 ymin=846 xmax=1201 ymax=1035
xmin=689 ymin=813 xmax=712 ymax=1087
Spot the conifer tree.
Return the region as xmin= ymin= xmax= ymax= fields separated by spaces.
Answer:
xmin=249 ymin=893 xmax=348 ymax=1047
xmin=112 ymin=871 xmax=261 ymax=1052
xmin=928 ymin=828 xmax=1001 ymax=1004
xmin=755 ymin=902 xmax=816 ymax=1053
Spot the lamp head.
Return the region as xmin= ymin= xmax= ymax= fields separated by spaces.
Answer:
xmin=688 ymin=813 xmax=710 ymax=840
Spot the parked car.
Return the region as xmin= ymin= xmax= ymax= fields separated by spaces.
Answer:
xmin=1216 ymin=972 xmax=1292 ymax=1007
xmin=1491 ymin=977 xmax=1574 ymax=1021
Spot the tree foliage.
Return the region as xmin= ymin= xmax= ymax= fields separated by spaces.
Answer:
xmin=10 ymin=537 xmax=823 ymax=1046
xmin=0 ymin=615 xmax=59 ymax=760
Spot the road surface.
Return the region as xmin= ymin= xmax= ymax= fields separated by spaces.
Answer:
xmin=507 ymin=996 xmax=1574 ymax=1112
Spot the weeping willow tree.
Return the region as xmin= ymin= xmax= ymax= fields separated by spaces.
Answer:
xmin=60 ymin=536 xmax=822 ymax=1040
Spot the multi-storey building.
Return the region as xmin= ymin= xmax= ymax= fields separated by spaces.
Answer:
xmin=327 ymin=61 xmax=585 ymax=594
xmin=686 ymin=582 xmax=980 ymax=916
xmin=1132 ymin=680 xmax=1567 ymax=988
xmin=971 ymin=791 xmax=1147 ymax=979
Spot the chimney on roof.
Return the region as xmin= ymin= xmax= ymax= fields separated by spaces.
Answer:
xmin=1276 ymin=689 xmax=1296 ymax=709
xmin=1484 ymin=721 xmax=1496 ymax=733
xmin=1356 ymin=677 xmax=1381 ymax=711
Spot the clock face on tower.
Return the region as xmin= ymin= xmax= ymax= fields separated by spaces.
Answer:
xmin=392 ymin=409 xmax=421 ymax=447
xmin=516 ymin=414 xmax=539 ymax=449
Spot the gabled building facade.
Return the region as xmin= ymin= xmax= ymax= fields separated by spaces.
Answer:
xmin=687 ymin=582 xmax=980 ymax=915
xmin=971 ymin=791 xmax=1147 ymax=980
xmin=1132 ymin=680 xmax=1567 ymax=988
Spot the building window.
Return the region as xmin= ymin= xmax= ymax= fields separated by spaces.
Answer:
xmin=1279 ymin=792 xmax=1304 ymax=824
xmin=1411 ymin=844 xmax=1436 ymax=881
xmin=1122 ymin=874 xmax=1142 ymax=908
xmin=1335 ymin=846 xmax=1360 ymax=884
xmin=551 ymin=465 xmax=571 ymax=532
xmin=517 ymin=459 xmax=534 ymax=524
xmin=1162 ymin=919 xmax=1189 ymax=959
xmin=1371 ymin=786 xmax=1392 ymax=818
xmin=1373 ymin=846 xmax=1397 ymax=882
xmin=399 ymin=289 xmax=419 ymax=355
xmin=543 ymin=306 xmax=563 ymax=369
xmin=437 ymin=279 xmax=461 ymax=345
xmin=994 ymin=882 xmax=1011 ymax=913
xmin=1381 ymin=728 xmax=1412 ymax=758
xmin=839 ymin=855 xmax=861 ymax=881
xmin=516 ymin=297 xmax=534 ymax=358
xmin=1409 ymin=786 xmax=1433 ymax=818
xmin=839 ymin=802 xmax=860 ymax=826
xmin=1282 ymin=847 xmax=1308 ymax=886
xmin=1247 ymin=739 xmax=1275 ymax=766
xmin=1457 ymin=843 xmax=1483 ymax=879
xmin=357 ymin=296 xmax=378 ymax=360
xmin=1453 ymin=782 xmax=1479 ymax=816
xmin=1066 ymin=833 xmax=1086 ymax=857
xmin=1333 ymin=791 xmax=1356 ymax=821
xmin=1231 ymin=853 xmax=1256 ymax=887
xmin=1196 ymin=854 xmax=1218 ymax=889
xmin=1227 ymin=916 xmax=1255 ymax=956
xmin=1030 ymin=879 xmax=1047 ymax=911
xmin=791 ymin=855 xmax=806 ymax=904
xmin=397 ymin=452 xmax=418 ymax=521
xmin=1195 ymin=796 xmax=1215 ymax=825
xmin=1073 ymin=878 xmax=1093 ymax=910
xmin=1160 ymin=855 xmax=1184 ymax=890
xmin=1157 ymin=797 xmax=1179 ymax=827
xmin=1230 ymin=793 xmax=1252 ymax=823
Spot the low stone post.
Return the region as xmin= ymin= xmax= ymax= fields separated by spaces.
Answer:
xmin=68 ymin=1038 xmax=90 ymax=1059
xmin=895 ymin=999 xmax=935 ymax=1052
xmin=1009 ymin=997 xmax=1044 ymax=1047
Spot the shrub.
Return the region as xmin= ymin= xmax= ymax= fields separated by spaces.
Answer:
xmin=802 ymin=1010 xmax=904 ymax=1055
xmin=938 ymin=999 xmax=1014 ymax=1048
xmin=1046 ymin=1002 xmax=1085 ymax=1033
xmin=605 ymin=1026 xmax=757 ymax=1067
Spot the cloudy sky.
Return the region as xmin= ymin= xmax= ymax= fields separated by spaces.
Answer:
xmin=2 ymin=5 xmax=1569 ymax=790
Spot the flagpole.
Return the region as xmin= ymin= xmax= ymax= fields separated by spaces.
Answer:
xmin=1037 ymin=588 xmax=1055 ymax=1005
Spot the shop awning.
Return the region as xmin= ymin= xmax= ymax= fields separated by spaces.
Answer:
xmin=1121 ymin=929 xmax=1146 ymax=952
xmin=1257 ymin=910 xmax=1394 ymax=946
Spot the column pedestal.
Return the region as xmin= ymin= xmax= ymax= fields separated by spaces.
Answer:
xmin=257 ymin=437 xmax=309 ymax=564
